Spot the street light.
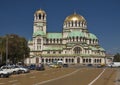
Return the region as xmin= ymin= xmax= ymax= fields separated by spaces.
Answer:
xmin=6 ymin=35 xmax=13 ymax=65
xmin=6 ymin=37 xmax=8 ymax=65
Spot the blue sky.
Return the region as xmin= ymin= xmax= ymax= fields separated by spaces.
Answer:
xmin=0 ymin=0 xmax=120 ymax=54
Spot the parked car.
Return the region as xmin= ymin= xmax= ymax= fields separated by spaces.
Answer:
xmin=97 ymin=64 xmax=105 ymax=68
xmin=1 ymin=65 xmax=20 ymax=74
xmin=28 ymin=64 xmax=36 ymax=70
xmin=63 ymin=64 xmax=69 ymax=67
xmin=14 ymin=65 xmax=30 ymax=73
xmin=52 ymin=64 xmax=61 ymax=68
xmin=107 ymin=62 xmax=120 ymax=68
xmin=87 ymin=64 xmax=93 ymax=67
xmin=36 ymin=64 xmax=45 ymax=71
xmin=0 ymin=69 xmax=10 ymax=78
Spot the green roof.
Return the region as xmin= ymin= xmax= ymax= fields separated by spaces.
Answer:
xmin=67 ymin=43 xmax=75 ymax=47
xmin=33 ymin=30 xmax=45 ymax=36
xmin=98 ymin=47 xmax=105 ymax=51
xmin=89 ymin=33 xmax=98 ymax=40
xmin=89 ymin=46 xmax=98 ymax=51
xmin=43 ymin=45 xmax=65 ymax=50
xmin=89 ymin=46 xmax=105 ymax=51
xmin=47 ymin=33 xmax=62 ymax=39
xmin=68 ymin=31 xmax=85 ymax=37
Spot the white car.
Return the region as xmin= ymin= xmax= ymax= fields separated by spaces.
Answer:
xmin=1 ymin=66 xmax=20 ymax=74
xmin=14 ymin=65 xmax=30 ymax=73
xmin=0 ymin=69 xmax=10 ymax=78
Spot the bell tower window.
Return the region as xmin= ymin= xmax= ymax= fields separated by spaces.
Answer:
xmin=39 ymin=14 xmax=41 ymax=19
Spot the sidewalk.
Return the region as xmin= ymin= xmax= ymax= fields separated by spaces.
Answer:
xmin=116 ymin=68 xmax=120 ymax=85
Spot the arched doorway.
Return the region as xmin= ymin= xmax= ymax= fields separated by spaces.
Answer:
xmin=77 ymin=57 xmax=80 ymax=63
xmin=36 ymin=57 xmax=39 ymax=64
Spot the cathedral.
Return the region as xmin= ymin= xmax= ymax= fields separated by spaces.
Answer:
xmin=26 ymin=9 xmax=106 ymax=65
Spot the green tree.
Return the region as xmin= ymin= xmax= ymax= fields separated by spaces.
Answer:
xmin=0 ymin=37 xmax=6 ymax=64
xmin=113 ymin=53 xmax=120 ymax=62
xmin=0 ymin=34 xmax=30 ymax=64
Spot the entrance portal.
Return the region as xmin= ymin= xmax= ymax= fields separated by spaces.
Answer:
xmin=77 ymin=57 xmax=80 ymax=63
xmin=36 ymin=57 xmax=39 ymax=64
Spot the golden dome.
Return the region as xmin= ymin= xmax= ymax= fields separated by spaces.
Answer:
xmin=65 ymin=13 xmax=85 ymax=22
xmin=35 ymin=9 xmax=46 ymax=14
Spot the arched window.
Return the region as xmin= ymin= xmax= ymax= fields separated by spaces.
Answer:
xmin=76 ymin=36 xmax=78 ymax=42
xmin=72 ymin=59 xmax=74 ymax=63
xmin=79 ymin=21 xmax=81 ymax=26
xmin=66 ymin=59 xmax=68 ymax=63
xmin=57 ymin=39 xmax=59 ymax=43
xmin=89 ymin=59 xmax=91 ymax=63
xmin=53 ymin=51 xmax=56 ymax=54
xmin=50 ymin=39 xmax=52 ymax=43
xmin=59 ymin=51 xmax=61 ymax=54
xmin=71 ymin=21 xmax=73 ymax=27
xmin=69 ymin=37 xmax=71 ymax=42
xmin=37 ymin=39 xmax=41 ymax=44
xmin=52 ymin=59 xmax=54 ymax=62
xmin=39 ymin=14 xmax=41 ymax=19
xmin=73 ymin=37 xmax=75 ymax=41
xmin=53 ymin=39 xmax=55 ymax=43
xmin=75 ymin=21 xmax=77 ymax=27
xmin=47 ymin=51 xmax=50 ymax=54
xmin=80 ymin=37 xmax=82 ymax=41
xmin=42 ymin=59 xmax=44 ymax=63
xmin=49 ymin=59 xmax=51 ymax=62
xmin=60 ymin=39 xmax=62 ymax=43
xmin=99 ymin=59 xmax=101 ymax=63
xmin=89 ymin=39 xmax=91 ymax=44
xmin=73 ymin=47 xmax=82 ymax=54
xmin=83 ymin=59 xmax=85 ymax=63
xmin=86 ymin=59 xmax=88 ymax=63
xmin=94 ymin=59 xmax=96 ymax=63
xmin=46 ymin=59 xmax=48 ymax=62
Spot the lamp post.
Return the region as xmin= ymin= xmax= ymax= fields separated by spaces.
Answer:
xmin=5 ymin=35 xmax=14 ymax=64
xmin=6 ymin=37 xmax=8 ymax=65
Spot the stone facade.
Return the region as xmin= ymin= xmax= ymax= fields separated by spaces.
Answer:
xmin=26 ymin=9 xmax=106 ymax=65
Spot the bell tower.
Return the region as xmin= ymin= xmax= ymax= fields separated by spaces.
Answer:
xmin=33 ymin=9 xmax=47 ymax=35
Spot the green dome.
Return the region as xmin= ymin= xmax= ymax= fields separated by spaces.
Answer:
xmin=89 ymin=33 xmax=98 ymax=40
xmin=68 ymin=31 xmax=85 ymax=37
xmin=33 ymin=31 xmax=45 ymax=36
xmin=99 ymin=47 xmax=105 ymax=51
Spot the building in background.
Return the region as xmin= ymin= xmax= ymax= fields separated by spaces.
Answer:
xmin=26 ymin=9 xmax=106 ymax=65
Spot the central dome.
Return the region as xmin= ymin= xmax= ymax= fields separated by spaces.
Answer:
xmin=65 ymin=13 xmax=85 ymax=22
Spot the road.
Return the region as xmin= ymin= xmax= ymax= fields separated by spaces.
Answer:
xmin=0 ymin=66 xmax=118 ymax=85
xmin=36 ymin=68 xmax=116 ymax=85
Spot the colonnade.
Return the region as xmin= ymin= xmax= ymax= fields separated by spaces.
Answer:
xmin=26 ymin=56 xmax=104 ymax=65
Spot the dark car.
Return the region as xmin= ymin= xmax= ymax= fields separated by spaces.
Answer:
xmin=36 ymin=64 xmax=45 ymax=71
xmin=87 ymin=64 xmax=93 ymax=67
xmin=28 ymin=64 xmax=36 ymax=70
xmin=63 ymin=64 xmax=68 ymax=67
